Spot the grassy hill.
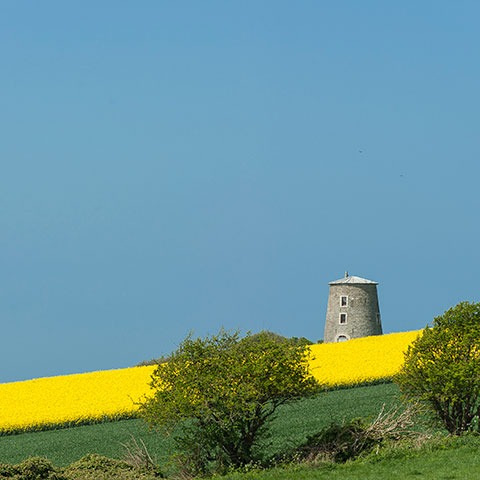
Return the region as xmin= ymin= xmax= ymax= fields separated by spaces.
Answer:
xmin=0 ymin=383 xmax=399 ymax=468
xmin=2 ymin=382 xmax=479 ymax=480
xmin=219 ymin=435 xmax=480 ymax=480
xmin=0 ymin=331 xmax=420 ymax=436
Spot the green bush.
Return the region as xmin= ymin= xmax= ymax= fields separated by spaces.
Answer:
xmin=62 ymin=454 xmax=160 ymax=480
xmin=0 ymin=457 xmax=64 ymax=480
xmin=0 ymin=455 xmax=162 ymax=480
xmin=0 ymin=463 xmax=17 ymax=478
xmin=19 ymin=458 xmax=58 ymax=480
xmin=135 ymin=331 xmax=314 ymax=366
xmin=285 ymin=419 xmax=379 ymax=464
xmin=139 ymin=329 xmax=320 ymax=476
xmin=396 ymin=301 xmax=480 ymax=434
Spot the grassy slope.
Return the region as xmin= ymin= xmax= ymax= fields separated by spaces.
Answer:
xmin=221 ymin=436 xmax=480 ymax=480
xmin=4 ymin=382 xmax=480 ymax=480
xmin=0 ymin=383 xmax=400 ymax=467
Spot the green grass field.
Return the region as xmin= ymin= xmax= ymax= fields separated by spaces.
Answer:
xmin=0 ymin=383 xmax=400 ymax=468
xmin=220 ymin=435 xmax=480 ymax=480
xmin=3 ymin=382 xmax=480 ymax=479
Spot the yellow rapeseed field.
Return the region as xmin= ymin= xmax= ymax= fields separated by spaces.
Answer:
xmin=308 ymin=330 xmax=421 ymax=387
xmin=0 ymin=330 xmax=421 ymax=434
xmin=0 ymin=365 xmax=156 ymax=434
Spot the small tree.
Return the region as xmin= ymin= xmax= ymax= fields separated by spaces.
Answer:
xmin=396 ymin=301 xmax=480 ymax=434
xmin=139 ymin=329 xmax=320 ymax=475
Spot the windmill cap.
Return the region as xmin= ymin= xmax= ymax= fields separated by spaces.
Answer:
xmin=329 ymin=275 xmax=378 ymax=285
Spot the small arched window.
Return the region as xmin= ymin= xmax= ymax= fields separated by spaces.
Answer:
xmin=337 ymin=335 xmax=348 ymax=342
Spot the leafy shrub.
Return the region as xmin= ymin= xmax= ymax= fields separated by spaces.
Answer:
xmin=62 ymin=454 xmax=160 ymax=480
xmin=0 ymin=455 xmax=162 ymax=480
xmin=139 ymin=329 xmax=320 ymax=476
xmin=18 ymin=458 xmax=58 ymax=480
xmin=0 ymin=457 xmax=64 ymax=480
xmin=281 ymin=402 xmax=425 ymax=466
xmin=65 ymin=454 xmax=131 ymax=474
xmin=289 ymin=419 xmax=378 ymax=463
xmin=396 ymin=301 xmax=480 ymax=434
xmin=135 ymin=356 xmax=170 ymax=367
xmin=0 ymin=463 xmax=17 ymax=478
xmin=243 ymin=332 xmax=313 ymax=346
xmin=135 ymin=331 xmax=314 ymax=366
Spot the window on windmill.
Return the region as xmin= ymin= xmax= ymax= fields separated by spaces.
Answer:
xmin=339 ymin=313 xmax=347 ymax=324
xmin=341 ymin=296 xmax=348 ymax=307
xmin=337 ymin=335 xmax=348 ymax=342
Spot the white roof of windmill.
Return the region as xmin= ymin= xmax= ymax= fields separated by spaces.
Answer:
xmin=329 ymin=272 xmax=378 ymax=285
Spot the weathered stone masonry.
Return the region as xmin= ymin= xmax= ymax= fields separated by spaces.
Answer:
xmin=324 ymin=273 xmax=383 ymax=343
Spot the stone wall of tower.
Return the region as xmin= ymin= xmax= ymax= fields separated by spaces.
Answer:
xmin=324 ymin=284 xmax=382 ymax=343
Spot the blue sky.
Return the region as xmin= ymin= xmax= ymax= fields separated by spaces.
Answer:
xmin=1 ymin=1 xmax=480 ymax=382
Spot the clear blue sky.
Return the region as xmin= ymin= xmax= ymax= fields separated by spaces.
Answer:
xmin=1 ymin=1 xmax=479 ymax=382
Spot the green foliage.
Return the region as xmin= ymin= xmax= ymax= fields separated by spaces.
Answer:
xmin=18 ymin=458 xmax=59 ymax=480
xmin=5 ymin=434 xmax=480 ymax=480
xmin=279 ymin=402 xmax=423 ymax=466
xmin=139 ymin=329 xmax=320 ymax=475
xmin=62 ymin=454 xmax=159 ymax=479
xmin=0 ymin=455 xmax=164 ymax=480
xmin=287 ymin=337 xmax=314 ymax=347
xmin=244 ymin=332 xmax=313 ymax=347
xmin=288 ymin=419 xmax=379 ymax=463
xmin=218 ymin=434 xmax=480 ymax=480
xmin=135 ymin=332 xmax=314 ymax=367
xmin=395 ymin=301 xmax=480 ymax=434
xmin=65 ymin=454 xmax=133 ymax=474
xmin=135 ymin=356 xmax=171 ymax=367
xmin=0 ymin=457 xmax=63 ymax=480
xmin=0 ymin=465 xmax=16 ymax=478
xmin=0 ymin=384 xmax=399 ymax=469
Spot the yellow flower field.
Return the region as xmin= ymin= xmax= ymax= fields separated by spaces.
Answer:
xmin=0 ymin=330 xmax=421 ymax=434
xmin=308 ymin=330 xmax=421 ymax=387
xmin=0 ymin=365 xmax=156 ymax=434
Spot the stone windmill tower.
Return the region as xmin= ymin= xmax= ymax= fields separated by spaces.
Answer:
xmin=324 ymin=272 xmax=383 ymax=343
